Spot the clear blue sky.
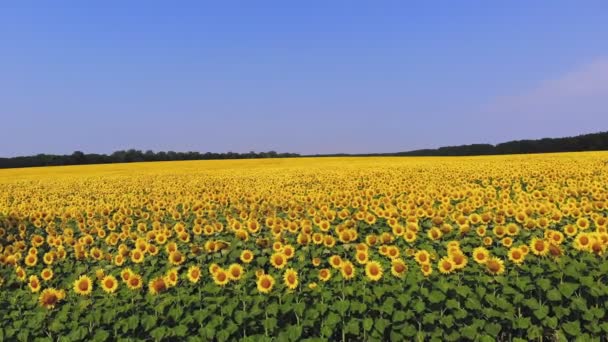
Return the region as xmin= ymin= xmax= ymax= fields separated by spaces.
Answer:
xmin=1 ymin=1 xmax=607 ymax=156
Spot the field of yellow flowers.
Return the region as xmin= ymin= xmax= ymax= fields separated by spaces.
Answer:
xmin=1 ymin=153 xmax=608 ymax=341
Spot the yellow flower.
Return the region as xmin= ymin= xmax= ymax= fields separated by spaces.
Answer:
xmin=485 ymin=257 xmax=505 ymax=275
xmin=101 ymin=275 xmax=118 ymax=294
xmin=149 ymin=277 xmax=167 ymax=295
xmin=73 ymin=275 xmax=93 ymax=296
xmin=228 ymin=264 xmax=244 ymax=281
xmin=390 ymin=259 xmax=407 ymax=278
xmin=340 ymin=261 xmax=356 ymax=280
xmin=257 ymin=274 xmax=275 ymax=294
xmin=283 ymin=268 xmax=299 ymax=290
xmin=507 ymin=247 xmax=525 ymax=265
xmin=438 ymin=257 xmax=455 ymax=274
xmin=187 ymin=266 xmax=201 ymax=283
xmin=365 ymin=261 xmax=383 ymax=282
xmin=39 ymin=288 xmax=65 ymax=309
xmin=240 ymin=250 xmax=254 ymax=263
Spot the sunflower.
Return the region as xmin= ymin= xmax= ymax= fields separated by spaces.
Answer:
xmin=228 ymin=264 xmax=244 ymax=281
xmin=73 ymin=275 xmax=93 ymax=296
xmin=165 ymin=268 xmax=179 ymax=287
xmin=270 ymin=253 xmax=287 ymax=269
xmin=39 ymin=288 xmax=65 ymax=309
xmin=386 ymin=246 xmax=400 ymax=260
xmin=563 ymin=224 xmax=578 ymax=237
xmin=365 ymin=261 xmax=383 ymax=282
xmin=390 ymin=259 xmax=407 ymax=278
xmin=576 ymin=217 xmax=590 ymax=230
xmin=283 ymin=268 xmax=299 ymax=290
xmin=168 ymin=250 xmax=185 ymax=266
xmin=485 ymin=257 xmax=505 ymax=275
xmin=318 ymin=268 xmax=332 ymax=282
xmin=507 ymin=247 xmax=525 ymax=265
xmin=95 ymin=268 xmax=105 ymax=280
xmin=25 ymin=254 xmax=37 ymax=267
xmin=427 ymin=227 xmax=442 ymax=241
xmin=574 ymin=233 xmax=592 ymax=251
xmin=340 ymin=261 xmax=356 ymax=280
xmin=329 ymin=255 xmax=342 ymax=269
xmin=438 ymin=257 xmax=455 ymax=274
xmin=240 ymin=250 xmax=254 ymax=264
xmin=127 ymin=274 xmax=143 ymax=290
xmin=414 ymin=250 xmax=430 ymax=265
xmin=149 ymin=277 xmax=167 ymax=295
xmin=212 ymin=268 xmax=230 ymax=286
xmin=421 ymin=264 xmax=433 ymax=277
xmin=282 ymin=245 xmax=295 ymax=259
xmin=120 ymin=268 xmax=134 ymax=283
xmin=101 ymin=275 xmax=118 ymax=294
xmin=257 ymin=274 xmax=275 ymax=294
xmin=131 ymin=250 xmax=145 ymax=264
xmin=28 ymin=275 xmax=41 ymax=293
xmin=355 ymin=250 xmax=369 ymax=265
xmin=187 ymin=266 xmax=201 ymax=283
xmin=404 ymin=231 xmax=417 ymax=243
xmin=529 ymin=237 xmax=549 ymax=256
xmin=41 ymin=268 xmax=54 ymax=281
xmin=449 ymin=252 xmax=467 ymax=269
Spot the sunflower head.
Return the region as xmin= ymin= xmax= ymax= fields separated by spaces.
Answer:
xmin=73 ymin=275 xmax=93 ymax=296
xmin=257 ymin=274 xmax=275 ymax=294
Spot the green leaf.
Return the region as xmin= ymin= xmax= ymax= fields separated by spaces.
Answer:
xmin=375 ymin=318 xmax=390 ymax=334
xmin=461 ymin=324 xmax=477 ymax=339
xmin=514 ymin=317 xmax=531 ymax=330
xmin=523 ymin=298 xmax=540 ymax=310
xmin=325 ymin=312 xmax=341 ymax=329
xmin=428 ymin=290 xmax=446 ymax=304
xmin=537 ymin=278 xmax=552 ymax=291
xmin=267 ymin=303 xmax=279 ymax=316
xmin=363 ymin=318 xmax=373 ymax=332
xmin=527 ymin=325 xmax=543 ymax=339
xmin=402 ymin=323 xmax=417 ymax=337
xmin=175 ymin=325 xmax=189 ymax=337
xmin=335 ymin=300 xmax=349 ymax=316
xmin=413 ymin=300 xmax=425 ymax=313
xmin=142 ymin=314 xmax=157 ymax=331
xmin=393 ymin=310 xmax=407 ymax=323
xmin=475 ymin=286 xmax=487 ymax=299
xmin=440 ymin=315 xmax=454 ymax=329
xmin=558 ymin=282 xmax=579 ymax=298
xmin=534 ymin=306 xmax=549 ymax=320
xmin=546 ymin=289 xmax=562 ymax=301
xmin=484 ymin=322 xmax=501 ymax=337
xmin=544 ymin=316 xmax=558 ymax=329
xmin=445 ymin=299 xmax=459 ymax=310
xmin=345 ymin=319 xmax=359 ymax=336
xmin=263 ymin=317 xmax=277 ymax=332
xmin=287 ymin=325 xmax=302 ymax=341
xmin=93 ymin=329 xmax=110 ymax=342
xmin=294 ymin=302 xmax=305 ymax=317
xmin=562 ymin=320 xmax=581 ymax=337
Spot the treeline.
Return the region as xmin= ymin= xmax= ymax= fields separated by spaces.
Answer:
xmin=2 ymin=131 xmax=608 ymax=169
xmin=395 ymin=131 xmax=608 ymax=157
xmin=0 ymin=150 xmax=300 ymax=169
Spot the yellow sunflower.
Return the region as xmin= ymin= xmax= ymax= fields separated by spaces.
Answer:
xmin=257 ymin=274 xmax=275 ymax=294
xmin=438 ymin=257 xmax=455 ymax=275
xmin=187 ymin=266 xmax=201 ymax=283
xmin=101 ymin=275 xmax=118 ymax=294
xmin=365 ymin=261 xmax=383 ymax=282
xmin=283 ymin=268 xmax=299 ymax=290
xmin=74 ymin=275 xmax=93 ymax=296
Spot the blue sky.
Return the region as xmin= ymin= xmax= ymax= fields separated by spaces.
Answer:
xmin=1 ymin=1 xmax=607 ymax=156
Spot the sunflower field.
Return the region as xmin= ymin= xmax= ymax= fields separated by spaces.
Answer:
xmin=1 ymin=154 xmax=608 ymax=341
